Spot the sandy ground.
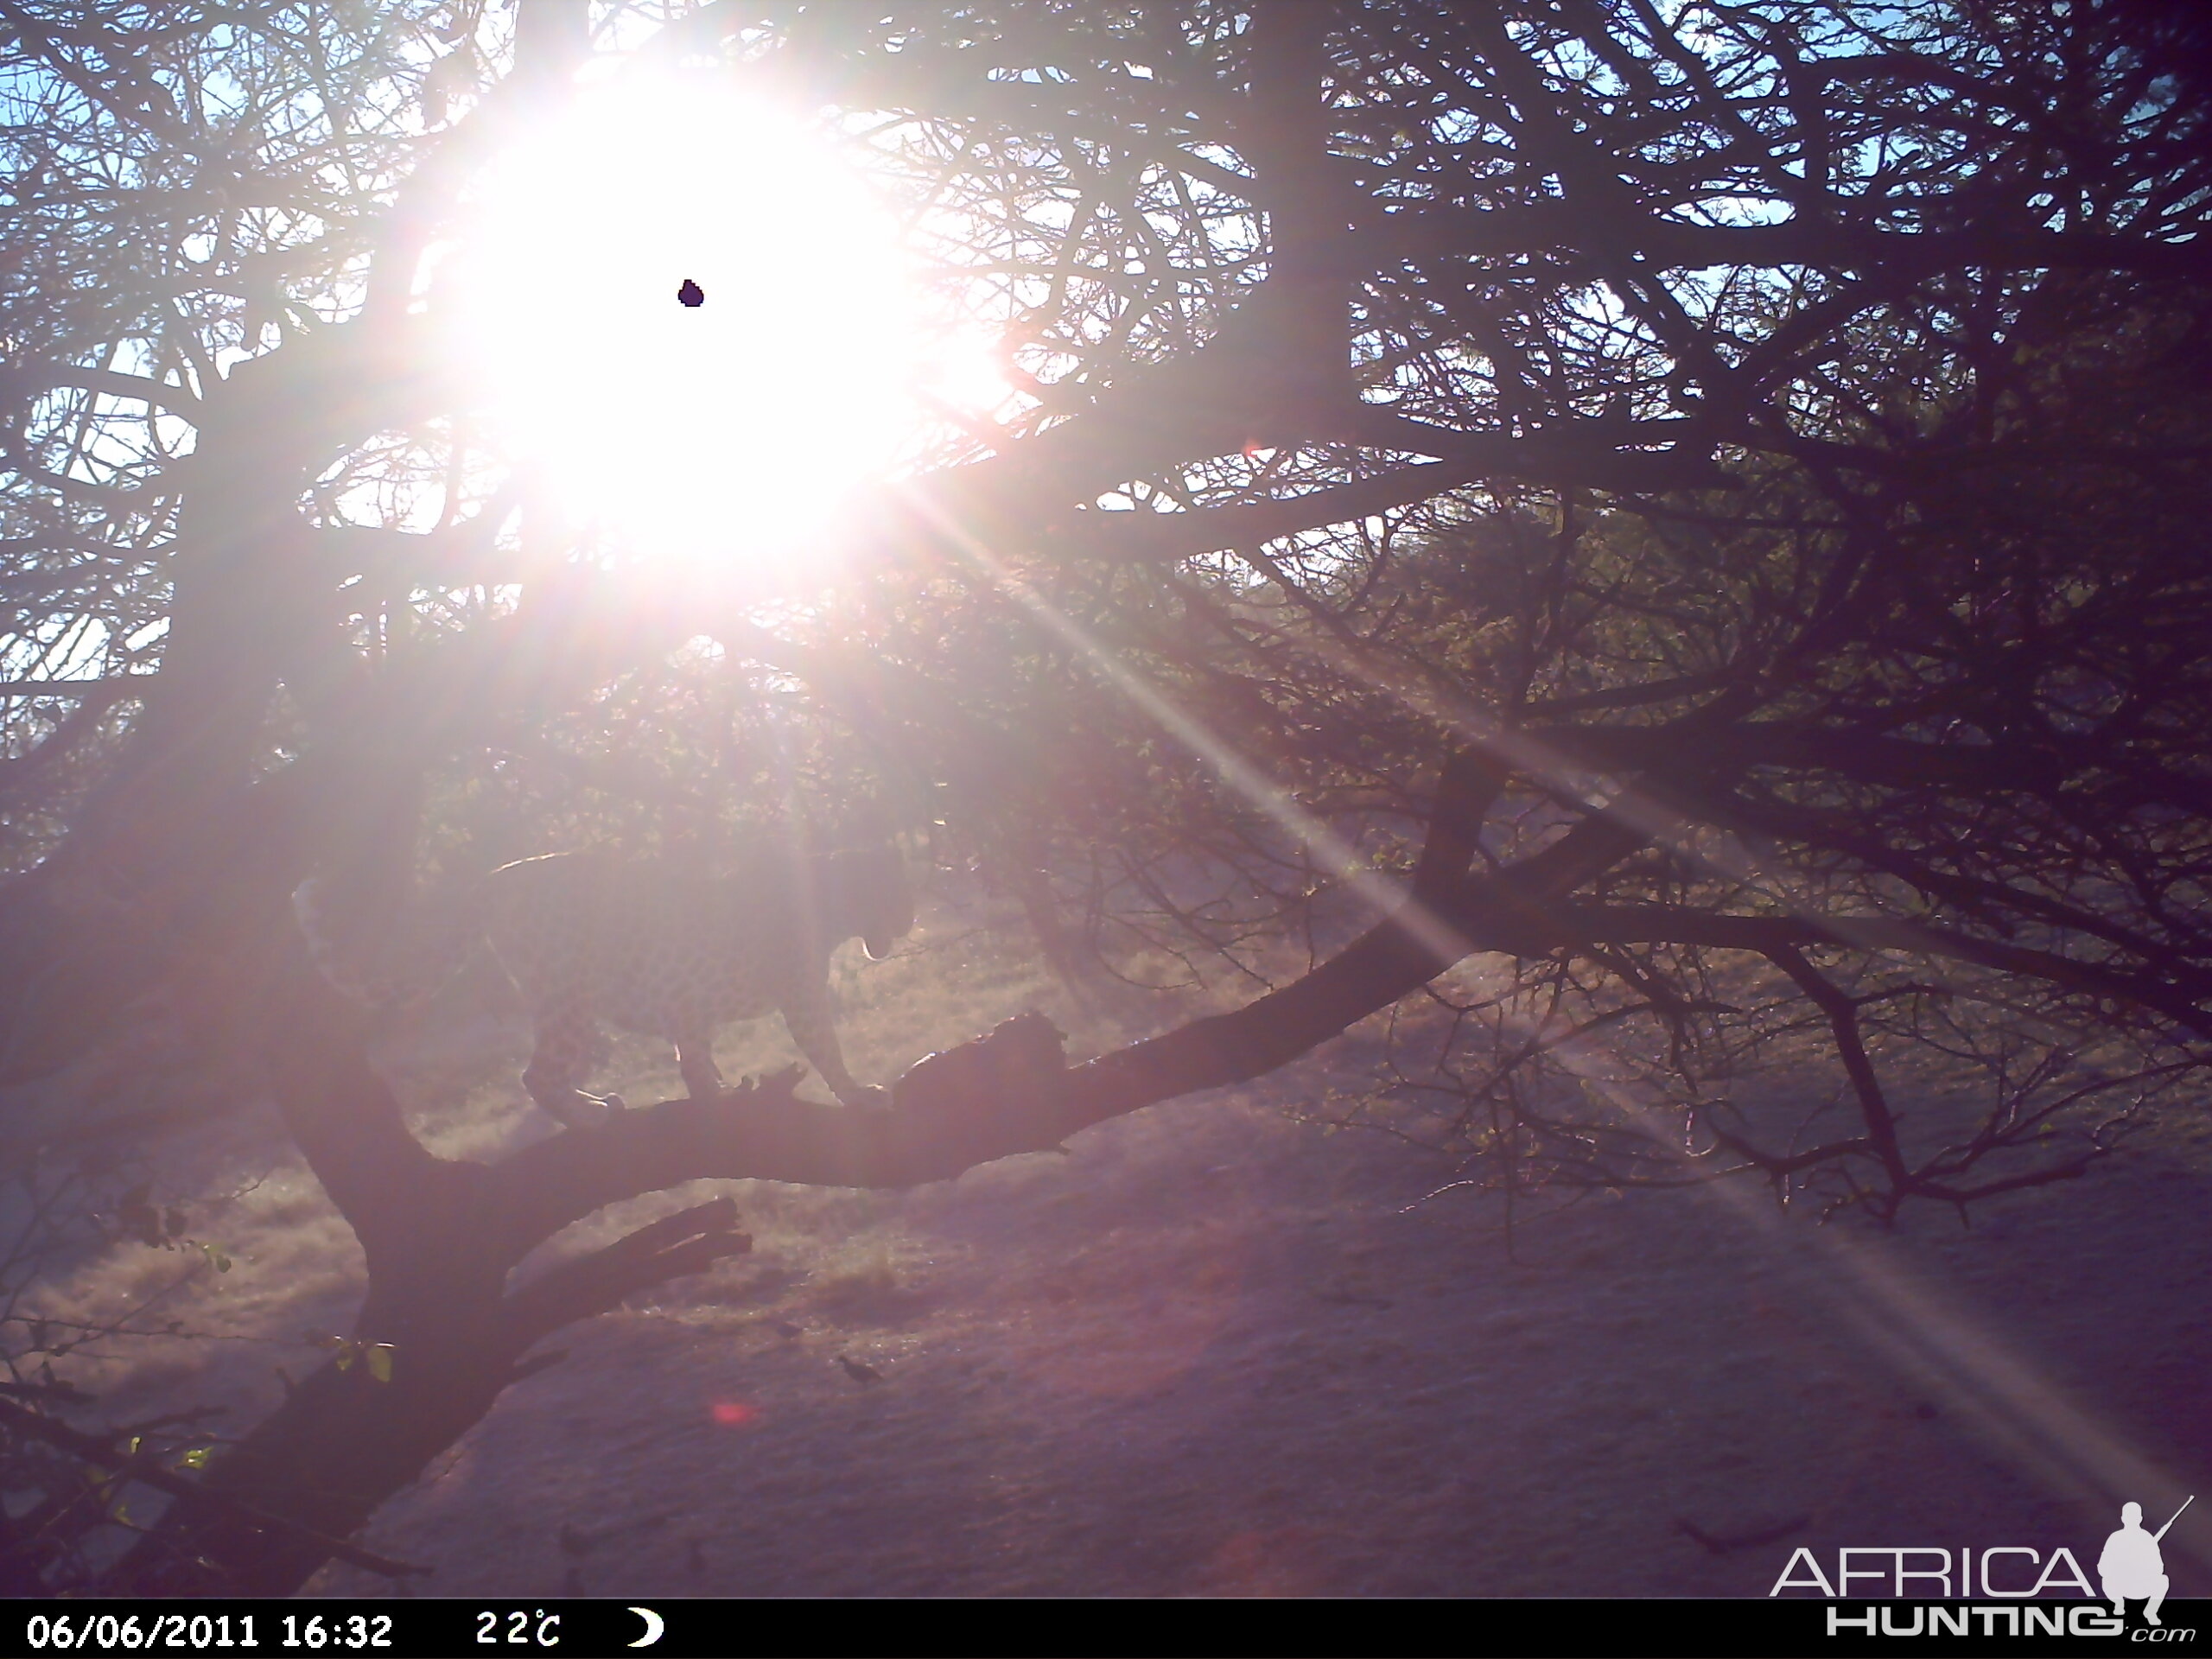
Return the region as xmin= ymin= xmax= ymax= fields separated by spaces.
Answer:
xmin=276 ymin=1062 xmax=2212 ymax=1601
xmin=26 ymin=916 xmax=2209 ymax=1604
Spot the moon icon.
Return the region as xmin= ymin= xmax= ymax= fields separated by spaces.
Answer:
xmin=627 ymin=1606 xmax=665 ymax=1648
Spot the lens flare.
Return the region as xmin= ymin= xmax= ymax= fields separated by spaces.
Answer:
xmin=440 ymin=73 xmax=923 ymax=590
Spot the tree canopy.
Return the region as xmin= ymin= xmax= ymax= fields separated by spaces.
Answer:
xmin=2 ymin=0 xmax=2209 ymax=1594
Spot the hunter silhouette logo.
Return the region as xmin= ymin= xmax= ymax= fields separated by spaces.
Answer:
xmin=1771 ymin=1492 xmax=2197 ymax=1637
xmin=2101 ymin=1496 xmax=2191 ymax=1627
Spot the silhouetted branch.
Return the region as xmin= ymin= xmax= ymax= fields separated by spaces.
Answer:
xmin=500 ymin=1198 xmax=752 ymax=1348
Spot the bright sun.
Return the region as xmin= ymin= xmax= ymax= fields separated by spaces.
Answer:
xmin=440 ymin=72 xmax=966 ymax=590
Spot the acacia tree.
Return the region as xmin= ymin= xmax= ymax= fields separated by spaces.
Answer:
xmin=1 ymin=0 xmax=2208 ymax=1596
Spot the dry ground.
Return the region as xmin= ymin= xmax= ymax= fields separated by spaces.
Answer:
xmin=22 ymin=912 xmax=2212 ymax=1599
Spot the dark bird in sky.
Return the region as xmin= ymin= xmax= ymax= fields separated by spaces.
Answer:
xmin=836 ymin=1353 xmax=884 ymax=1386
xmin=677 ymin=278 xmax=704 ymax=308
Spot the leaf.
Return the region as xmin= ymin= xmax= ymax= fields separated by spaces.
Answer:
xmin=364 ymin=1344 xmax=395 ymax=1384
xmin=178 ymin=1447 xmax=209 ymax=1470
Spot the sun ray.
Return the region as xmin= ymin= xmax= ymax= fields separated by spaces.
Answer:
xmin=908 ymin=491 xmax=2197 ymax=1560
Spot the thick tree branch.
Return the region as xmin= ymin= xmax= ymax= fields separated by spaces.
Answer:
xmin=499 ymin=1198 xmax=752 ymax=1349
xmin=911 ymin=411 xmax=1727 ymax=572
xmin=1047 ymin=420 xmax=1725 ymax=564
xmin=474 ymin=802 xmax=1648 ymax=1247
xmin=258 ymin=954 xmax=448 ymax=1256
xmin=1238 ymin=1 xmax=1352 ymax=415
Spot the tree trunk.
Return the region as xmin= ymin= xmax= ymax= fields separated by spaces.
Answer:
xmin=99 ymin=750 xmax=1607 ymax=1597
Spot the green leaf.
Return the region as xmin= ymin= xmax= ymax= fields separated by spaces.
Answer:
xmin=178 ymin=1446 xmax=209 ymax=1470
xmin=364 ymin=1344 xmax=395 ymax=1384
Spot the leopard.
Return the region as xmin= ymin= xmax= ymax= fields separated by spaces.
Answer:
xmin=294 ymin=844 xmax=914 ymax=1128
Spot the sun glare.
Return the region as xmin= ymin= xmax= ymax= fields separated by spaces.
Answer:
xmin=441 ymin=73 xmax=950 ymax=590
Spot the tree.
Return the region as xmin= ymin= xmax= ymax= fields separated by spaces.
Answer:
xmin=1 ymin=0 xmax=2207 ymax=1595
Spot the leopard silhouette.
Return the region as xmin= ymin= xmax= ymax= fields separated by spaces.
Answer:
xmin=296 ymin=845 xmax=913 ymax=1128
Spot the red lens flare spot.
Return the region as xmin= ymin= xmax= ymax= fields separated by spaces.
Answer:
xmin=709 ymin=1399 xmax=757 ymax=1427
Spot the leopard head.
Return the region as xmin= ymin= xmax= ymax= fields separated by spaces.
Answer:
xmin=826 ymin=844 xmax=915 ymax=961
